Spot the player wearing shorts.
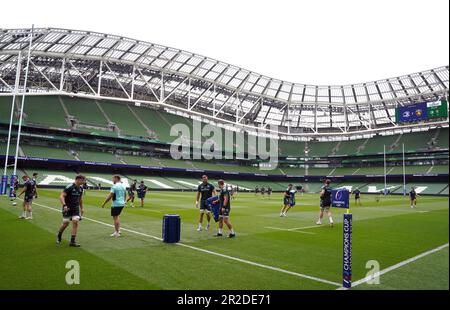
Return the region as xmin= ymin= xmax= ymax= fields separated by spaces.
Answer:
xmin=17 ymin=175 xmax=36 ymax=220
xmin=126 ymin=179 xmax=137 ymax=208
xmin=375 ymin=190 xmax=382 ymax=203
xmin=280 ymin=184 xmax=294 ymax=217
xmin=32 ymin=172 xmax=39 ymax=199
xmin=137 ymin=181 xmax=149 ymax=207
xmin=267 ymin=186 xmax=272 ymax=199
xmin=261 ymin=186 xmax=265 ymax=197
xmin=196 ymin=175 xmax=215 ymax=231
xmin=215 ymin=179 xmax=235 ymax=238
xmin=352 ymin=188 xmax=361 ymax=206
xmin=82 ymin=180 xmax=88 ymax=195
xmin=255 ymin=186 xmax=259 ymax=196
xmin=230 ymin=186 xmax=236 ymax=200
xmin=409 ymin=187 xmax=418 ymax=208
xmin=57 ymin=175 xmax=85 ymax=247
xmin=101 ymin=175 xmax=127 ymax=237
xmin=316 ymin=179 xmax=334 ymax=227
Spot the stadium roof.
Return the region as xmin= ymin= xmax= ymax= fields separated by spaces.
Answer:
xmin=0 ymin=27 xmax=449 ymax=136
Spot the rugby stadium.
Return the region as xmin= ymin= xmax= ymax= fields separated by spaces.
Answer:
xmin=0 ymin=27 xmax=448 ymax=291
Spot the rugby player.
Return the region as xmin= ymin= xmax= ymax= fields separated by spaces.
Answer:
xmin=255 ymin=186 xmax=259 ymax=196
xmin=195 ymin=175 xmax=216 ymax=231
xmin=126 ymin=179 xmax=137 ymax=208
xmin=297 ymin=185 xmax=303 ymax=196
xmin=352 ymin=188 xmax=361 ymax=206
xmin=261 ymin=186 xmax=265 ymax=197
xmin=137 ymin=181 xmax=149 ymax=208
xmin=101 ymin=175 xmax=127 ymax=237
xmin=267 ymin=186 xmax=272 ymax=199
xmin=216 ymin=179 xmax=235 ymax=238
xmin=82 ymin=180 xmax=88 ymax=195
xmin=316 ymin=179 xmax=334 ymax=227
xmin=32 ymin=172 xmax=39 ymax=199
xmin=231 ymin=186 xmax=237 ymax=200
xmin=280 ymin=184 xmax=294 ymax=217
xmin=17 ymin=175 xmax=36 ymax=220
xmin=375 ymin=190 xmax=382 ymax=203
xmin=57 ymin=175 xmax=86 ymax=247
xmin=409 ymin=186 xmax=419 ymax=208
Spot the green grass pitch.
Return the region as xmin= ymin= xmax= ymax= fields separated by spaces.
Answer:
xmin=0 ymin=189 xmax=448 ymax=290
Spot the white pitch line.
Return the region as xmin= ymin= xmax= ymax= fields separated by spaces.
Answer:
xmin=129 ymin=208 xmax=162 ymax=213
xmin=265 ymin=227 xmax=316 ymax=235
xmin=291 ymin=225 xmax=324 ymax=231
xmin=337 ymin=243 xmax=450 ymax=290
xmin=26 ymin=200 xmax=341 ymax=287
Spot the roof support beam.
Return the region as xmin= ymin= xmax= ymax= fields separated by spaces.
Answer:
xmin=67 ymin=59 xmax=97 ymax=95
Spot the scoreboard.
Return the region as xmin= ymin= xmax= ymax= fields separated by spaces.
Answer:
xmin=427 ymin=99 xmax=448 ymax=119
xmin=395 ymin=99 xmax=448 ymax=123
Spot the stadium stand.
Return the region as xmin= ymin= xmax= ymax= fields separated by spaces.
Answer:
xmin=0 ymin=96 xmax=14 ymax=124
xmin=76 ymin=150 xmax=122 ymax=164
xmin=129 ymin=105 xmax=178 ymax=142
xmin=278 ymin=140 xmax=306 ymax=157
xmin=1 ymin=96 xmax=448 ymax=157
xmin=0 ymin=142 xmax=16 ymax=156
xmin=307 ymin=141 xmax=337 ymax=157
xmin=333 ymin=139 xmax=363 ymax=156
xmin=120 ymin=155 xmax=163 ymax=167
xmin=6 ymin=167 xmax=447 ymax=195
xmin=430 ymin=165 xmax=449 ymax=174
xmin=98 ymin=101 xmax=148 ymax=137
xmin=21 ymin=145 xmax=75 ymax=160
xmin=62 ymin=97 xmax=109 ymax=127
xmin=1 ymin=140 xmax=447 ymax=178
xmin=23 ymin=96 xmax=69 ymax=128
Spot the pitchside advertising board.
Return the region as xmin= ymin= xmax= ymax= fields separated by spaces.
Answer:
xmin=331 ymin=188 xmax=352 ymax=288
xmin=395 ymin=100 xmax=448 ymax=123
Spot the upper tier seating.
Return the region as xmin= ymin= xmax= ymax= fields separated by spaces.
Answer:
xmin=0 ymin=95 xmax=447 ymax=157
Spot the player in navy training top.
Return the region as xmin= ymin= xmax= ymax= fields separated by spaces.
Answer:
xmin=57 ymin=175 xmax=86 ymax=247
xmin=215 ymin=179 xmax=235 ymax=238
xmin=17 ymin=175 xmax=36 ymax=220
xmin=316 ymin=179 xmax=334 ymax=227
xmin=352 ymin=188 xmax=361 ymax=206
xmin=136 ymin=181 xmax=149 ymax=208
xmin=409 ymin=187 xmax=419 ymax=208
xmin=280 ymin=184 xmax=296 ymax=217
xmin=126 ymin=180 xmax=137 ymax=208
xmin=195 ymin=175 xmax=216 ymax=231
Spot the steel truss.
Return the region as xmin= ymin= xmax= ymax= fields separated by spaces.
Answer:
xmin=0 ymin=28 xmax=448 ymax=139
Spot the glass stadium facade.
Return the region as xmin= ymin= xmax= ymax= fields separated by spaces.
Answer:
xmin=0 ymin=27 xmax=448 ymax=139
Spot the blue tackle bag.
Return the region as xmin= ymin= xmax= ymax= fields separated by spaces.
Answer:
xmin=206 ymin=196 xmax=220 ymax=222
xmin=162 ymin=214 xmax=181 ymax=243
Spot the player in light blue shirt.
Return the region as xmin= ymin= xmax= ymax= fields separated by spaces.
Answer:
xmin=101 ymin=175 xmax=127 ymax=237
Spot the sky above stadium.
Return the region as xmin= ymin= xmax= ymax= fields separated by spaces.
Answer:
xmin=1 ymin=0 xmax=448 ymax=85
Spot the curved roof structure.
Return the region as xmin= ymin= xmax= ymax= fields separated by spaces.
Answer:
xmin=0 ymin=27 xmax=448 ymax=136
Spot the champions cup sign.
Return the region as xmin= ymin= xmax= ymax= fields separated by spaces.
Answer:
xmin=342 ymin=213 xmax=352 ymax=288
xmin=331 ymin=188 xmax=352 ymax=288
xmin=331 ymin=189 xmax=349 ymax=209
